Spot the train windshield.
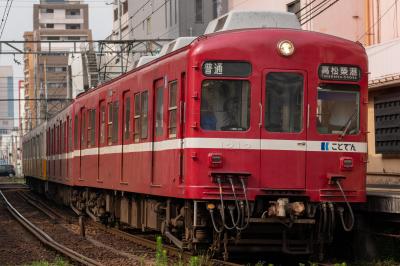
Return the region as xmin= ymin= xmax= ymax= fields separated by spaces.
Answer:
xmin=316 ymin=84 xmax=360 ymax=135
xmin=200 ymin=80 xmax=250 ymax=131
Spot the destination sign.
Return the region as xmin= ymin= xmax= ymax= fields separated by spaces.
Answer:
xmin=318 ymin=64 xmax=361 ymax=82
xmin=202 ymin=61 xmax=252 ymax=77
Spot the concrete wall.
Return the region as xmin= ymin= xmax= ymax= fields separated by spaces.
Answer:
xmin=0 ymin=66 xmax=14 ymax=134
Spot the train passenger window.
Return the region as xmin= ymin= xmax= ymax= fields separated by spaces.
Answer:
xmin=134 ymin=93 xmax=141 ymax=142
xmin=74 ymin=115 xmax=78 ymax=149
xmin=112 ymin=101 xmax=119 ymax=143
xmin=141 ymin=92 xmax=148 ymax=139
xmin=124 ymin=97 xmax=131 ymax=140
xmin=168 ymin=81 xmax=178 ymax=138
xmin=108 ymin=103 xmax=113 ymax=145
xmin=316 ymin=84 xmax=359 ymax=135
xmin=68 ymin=118 xmax=72 ymax=151
xmin=155 ymin=87 xmax=164 ymax=137
xmin=81 ymin=111 xmax=86 ymax=148
xmin=200 ymin=80 xmax=250 ymax=131
xmin=265 ymin=73 xmax=303 ymax=133
xmin=88 ymin=109 xmax=96 ymax=146
xmin=100 ymin=106 xmax=106 ymax=144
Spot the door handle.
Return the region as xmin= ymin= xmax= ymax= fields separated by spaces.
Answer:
xmin=297 ymin=142 xmax=306 ymax=146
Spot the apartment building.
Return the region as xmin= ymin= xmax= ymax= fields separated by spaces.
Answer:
xmin=24 ymin=0 xmax=92 ymax=124
xmin=0 ymin=66 xmax=14 ymax=136
xmin=99 ymin=0 xmax=228 ymax=80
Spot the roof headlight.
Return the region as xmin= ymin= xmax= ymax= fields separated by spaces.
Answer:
xmin=277 ymin=40 xmax=295 ymax=57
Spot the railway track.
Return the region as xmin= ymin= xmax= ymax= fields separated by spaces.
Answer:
xmin=18 ymin=190 xmax=242 ymax=266
xmin=0 ymin=183 xmax=29 ymax=190
xmin=0 ymin=190 xmax=103 ymax=266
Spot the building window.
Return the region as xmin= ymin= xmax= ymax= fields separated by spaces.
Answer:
xmin=175 ymin=0 xmax=177 ymax=24
xmin=41 ymin=8 xmax=54 ymax=13
xmin=66 ymin=24 xmax=81 ymax=30
xmin=114 ymin=8 xmax=118 ymax=21
xmin=287 ymin=0 xmax=301 ymax=20
xmin=47 ymin=82 xmax=67 ymax=89
xmin=67 ymin=36 xmax=81 ymax=40
xmin=212 ymin=0 xmax=218 ymax=19
xmin=195 ymin=0 xmax=203 ymax=23
xmin=46 ymin=24 xmax=54 ymax=29
xmin=66 ymin=9 xmax=81 ymax=16
xmin=169 ymin=0 xmax=172 ymax=27
xmin=375 ymin=92 xmax=400 ymax=154
xmin=46 ymin=36 xmax=59 ymax=40
xmin=122 ymin=1 xmax=128 ymax=14
xmin=146 ymin=17 xmax=152 ymax=35
xmin=47 ymin=66 xmax=67 ymax=73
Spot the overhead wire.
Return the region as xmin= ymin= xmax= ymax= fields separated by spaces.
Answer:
xmin=0 ymin=0 xmax=13 ymax=39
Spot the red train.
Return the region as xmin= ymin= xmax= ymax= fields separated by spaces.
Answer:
xmin=23 ymin=12 xmax=368 ymax=259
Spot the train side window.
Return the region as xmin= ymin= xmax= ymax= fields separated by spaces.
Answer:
xmin=74 ymin=114 xmax=78 ymax=149
xmin=100 ymin=106 xmax=106 ymax=144
xmin=112 ymin=101 xmax=119 ymax=143
xmin=81 ymin=111 xmax=86 ymax=148
xmin=124 ymin=96 xmax=131 ymax=140
xmin=68 ymin=118 xmax=72 ymax=151
xmin=141 ymin=91 xmax=148 ymax=139
xmin=107 ymin=103 xmax=113 ymax=145
xmin=155 ymin=86 xmax=164 ymax=137
xmin=168 ymin=81 xmax=178 ymax=138
xmin=134 ymin=93 xmax=141 ymax=143
xmin=265 ymin=72 xmax=303 ymax=133
xmin=88 ymin=109 xmax=96 ymax=147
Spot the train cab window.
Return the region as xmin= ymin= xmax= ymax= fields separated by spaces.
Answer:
xmin=200 ymin=80 xmax=250 ymax=131
xmin=316 ymin=84 xmax=360 ymax=135
xmin=155 ymin=86 xmax=164 ymax=137
xmin=265 ymin=72 xmax=303 ymax=133
xmin=168 ymin=81 xmax=178 ymax=138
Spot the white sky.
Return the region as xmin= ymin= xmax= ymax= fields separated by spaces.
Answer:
xmin=0 ymin=0 xmax=113 ymax=125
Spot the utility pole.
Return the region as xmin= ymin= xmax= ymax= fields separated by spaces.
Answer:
xmin=118 ymin=0 xmax=124 ymax=73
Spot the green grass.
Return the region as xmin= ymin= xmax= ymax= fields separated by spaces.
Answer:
xmin=24 ymin=257 xmax=70 ymax=266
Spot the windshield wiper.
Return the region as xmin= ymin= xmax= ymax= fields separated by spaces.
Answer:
xmin=339 ymin=109 xmax=358 ymax=140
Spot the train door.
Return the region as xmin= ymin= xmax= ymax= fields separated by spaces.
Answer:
xmin=260 ymin=70 xmax=307 ymax=189
xmin=121 ymin=90 xmax=132 ymax=184
xmin=151 ymin=78 xmax=165 ymax=186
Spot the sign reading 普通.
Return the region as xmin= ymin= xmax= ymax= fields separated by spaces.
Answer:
xmin=318 ymin=64 xmax=361 ymax=82
xmin=202 ymin=61 xmax=251 ymax=77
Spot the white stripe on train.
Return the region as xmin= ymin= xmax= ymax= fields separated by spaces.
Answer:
xmin=45 ymin=138 xmax=367 ymax=160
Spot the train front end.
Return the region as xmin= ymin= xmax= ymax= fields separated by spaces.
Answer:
xmin=183 ymin=27 xmax=367 ymax=257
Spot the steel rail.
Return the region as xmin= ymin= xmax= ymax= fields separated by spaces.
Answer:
xmin=0 ymin=190 xmax=103 ymax=266
xmin=22 ymin=191 xmax=241 ymax=266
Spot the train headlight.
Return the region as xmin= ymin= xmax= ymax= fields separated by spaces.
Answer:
xmin=277 ymin=40 xmax=295 ymax=57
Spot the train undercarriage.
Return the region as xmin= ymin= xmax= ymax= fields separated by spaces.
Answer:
xmin=26 ymin=176 xmax=355 ymax=261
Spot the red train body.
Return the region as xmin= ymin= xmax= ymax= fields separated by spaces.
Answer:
xmin=23 ymin=26 xmax=368 ymax=257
